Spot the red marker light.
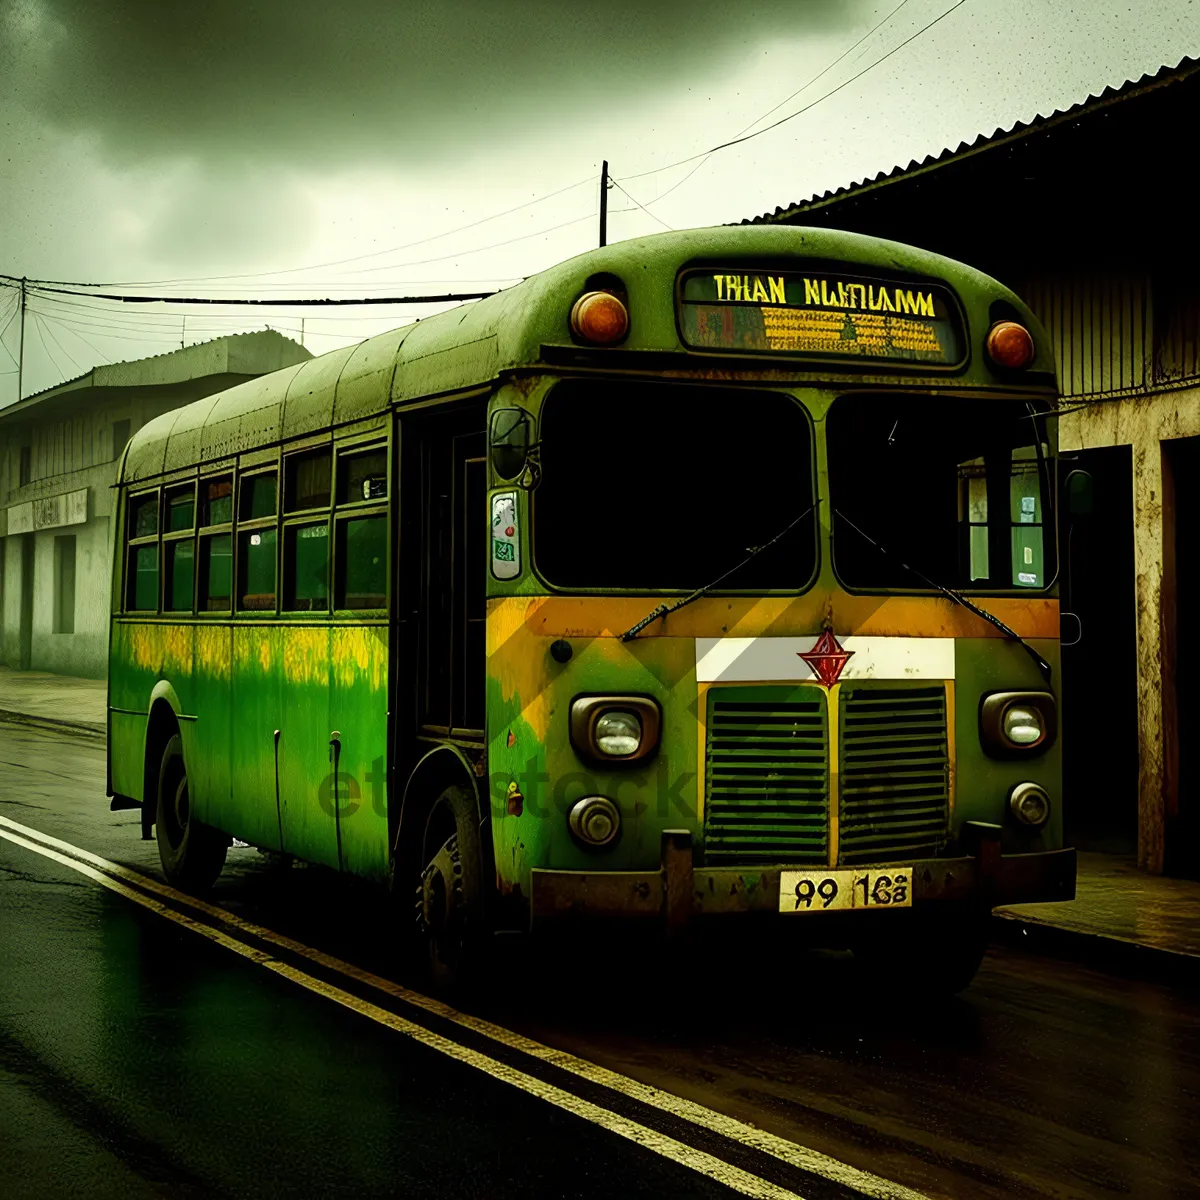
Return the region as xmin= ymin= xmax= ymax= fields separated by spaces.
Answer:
xmin=569 ymin=291 xmax=629 ymax=345
xmin=986 ymin=320 xmax=1035 ymax=370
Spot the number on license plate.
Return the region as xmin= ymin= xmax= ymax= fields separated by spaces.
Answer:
xmin=778 ymin=867 xmax=913 ymax=913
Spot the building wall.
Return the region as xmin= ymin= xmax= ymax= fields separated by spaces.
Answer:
xmin=1059 ymin=387 xmax=1200 ymax=874
xmin=23 ymin=517 xmax=113 ymax=678
xmin=1020 ymin=269 xmax=1200 ymax=874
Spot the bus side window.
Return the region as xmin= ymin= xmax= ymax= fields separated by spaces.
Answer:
xmin=336 ymin=515 xmax=386 ymax=610
xmin=237 ymin=470 xmax=278 ymax=612
xmin=125 ymin=491 xmax=160 ymax=611
xmin=332 ymin=443 xmax=387 ymax=611
xmin=198 ymin=534 xmax=233 ymax=612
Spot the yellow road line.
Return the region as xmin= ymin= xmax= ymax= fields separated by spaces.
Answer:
xmin=0 ymin=825 xmax=799 ymax=1200
xmin=0 ymin=813 xmax=929 ymax=1200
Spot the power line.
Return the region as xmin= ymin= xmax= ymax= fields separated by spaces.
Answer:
xmin=36 ymin=310 xmax=111 ymax=365
xmin=6 ymin=203 xmax=639 ymax=298
xmin=33 ymin=312 xmax=83 ymax=374
xmin=30 ymin=313 xmax=69 ymax=380
xmin=11 ymin=175 xmax=598 ymax=289
xmin=637 ymin=0 xmax=916 ymax=209
xmin=22 ymin=282 xmax=499 ymax=307
xmin=737 ymin=0 xmax=915 ymax=141
xmin=622 ymin=0 xmax=971 ymax=185
xmin=607 ymin=179 xmax=674 ymax=232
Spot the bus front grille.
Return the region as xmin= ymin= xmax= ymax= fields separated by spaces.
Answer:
xmin=837 ymin=686 xmax=950 ymax=864
xmin=703 ymin=689 xmax=829 ymax=866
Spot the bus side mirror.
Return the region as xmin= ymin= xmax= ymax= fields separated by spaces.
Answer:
xmin=1064 ymin=469 xmax=1094 ymax=519
xmin=489 ymin=408 xmax=531 ymax=481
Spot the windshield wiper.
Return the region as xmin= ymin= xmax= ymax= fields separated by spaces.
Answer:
xmin=834 ymin=508 xmax=1052 ymax=685
xmin=620 ymin=502 xmax=819 ymax=642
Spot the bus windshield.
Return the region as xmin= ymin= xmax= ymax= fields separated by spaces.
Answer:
xmin=828 ymin=395 xmax=1054 ymax=592
xmin=534 ymin=381 xmax=816 ymax=591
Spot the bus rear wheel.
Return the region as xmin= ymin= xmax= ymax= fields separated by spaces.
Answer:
xmin=414 ymin=785 xmax=484 ymax=993
xmin=155 ymin=734 xmax=228 ymax=892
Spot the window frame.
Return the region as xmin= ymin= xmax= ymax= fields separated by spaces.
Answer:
xmin=124 ymin=487 xmax=162 ymax=613
xmin=825 ymin=390 xmax=1058 ymax=596
xmin=529 ymin=382 xmax=820 ymax=596
xmin=332 ymin=438 xmax=389 ymax=615
xmin=196 ymin=471 xmax=235 ymax=616
xmin=235 ymin=466 xmax=280 ymax=615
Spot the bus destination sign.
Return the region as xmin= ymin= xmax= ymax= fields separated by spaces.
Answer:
xmin=678 ymin=270 xmax=963 ymax=365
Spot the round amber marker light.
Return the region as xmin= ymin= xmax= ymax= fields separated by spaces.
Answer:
xmin=986 ymin=320 xmax=1035 ymax=369
xmin=570 ymin=291 xmax=629 ymax=344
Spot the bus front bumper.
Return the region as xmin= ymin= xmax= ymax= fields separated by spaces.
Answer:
xmin=529 ymin=823 xmax=1076 ymax=931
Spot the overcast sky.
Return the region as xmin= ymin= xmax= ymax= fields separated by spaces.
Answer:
xmin=1 ymin=0 xmax=1197 ymax=404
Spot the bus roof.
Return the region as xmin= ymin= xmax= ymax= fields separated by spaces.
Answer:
xmin=122 ymin=224 xmax=1051 ymax=484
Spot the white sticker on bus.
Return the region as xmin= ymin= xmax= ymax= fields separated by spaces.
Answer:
xmin=491 ymin=491 xmax=519 ymax=580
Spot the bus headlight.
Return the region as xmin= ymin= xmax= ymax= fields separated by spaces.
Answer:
xmin=568 ymin=796 xmax=621 ymax=847
xmin=1003 ymin=704 xmax=1045 ymax=747
xmin=569 ymin=696 xmax=661 ymax=765
xmin=1009 ymin=782 xmax=1051 ymax=828
xmin=980 ymin=692 xmax=1056 ymax=756
xmin=595 ymin=710 xmax=642 ymax=756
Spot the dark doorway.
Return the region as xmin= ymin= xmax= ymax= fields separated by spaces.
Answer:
xmin=398 ymin=404 xmax=488 ymax=746
xmin=1166 ymin=437 xmax=1200 ymax=877
xmin=1060 ymin=446 xmax=1138 ymax=855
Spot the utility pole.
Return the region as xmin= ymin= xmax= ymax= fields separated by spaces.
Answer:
xmin=599 ymin=160 xmax=608 ymax=248
xmin=181 ymin=315 xmax=186 ymax=349
xmin=17 ymin=277 xmax=25 ymax=401
xmin=300 ymin=317 xmax=305 ymax=348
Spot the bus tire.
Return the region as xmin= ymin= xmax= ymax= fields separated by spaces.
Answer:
xmin=155 ymin=734 xmax=228 ymax=893
xmin=853 ymin=909 xmax=989 ymax=997
xmin=414 ymin=784 xmax=485 ymax=994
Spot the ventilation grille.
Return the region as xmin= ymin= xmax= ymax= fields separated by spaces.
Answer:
xmin=704 ymin=691 xmax=828 ymax=866
xmin=838 ymin=686 xmax=950 ymax=864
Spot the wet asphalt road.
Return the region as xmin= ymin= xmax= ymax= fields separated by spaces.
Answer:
xmin=1 ymin=720 xmax=1198 ymax=1200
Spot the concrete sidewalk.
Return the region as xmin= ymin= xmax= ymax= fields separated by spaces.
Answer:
xmin=995 ymin=853 xmax=1200 ymax=975
xmin=0 ymin=665 xmax=1196 ymax=974
xmin=0 ymin=665 xmax=106 ymax=737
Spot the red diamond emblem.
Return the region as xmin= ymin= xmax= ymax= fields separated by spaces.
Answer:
xmin=798 ymin=630 xmax=854 ymax=688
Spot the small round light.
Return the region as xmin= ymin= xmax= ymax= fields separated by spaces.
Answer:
xmin=1009 ymin=782 xmax=1051 ymax=828
xmin=986 ymin=320 xmax=1035 ymax=369
xmin=568 ymin=796 xmax=621 ymax=847
xmin=595 ymin=710 xmax=642 ymax=757
xmin=1003 ymin=704 xmax=1045 ymax=747
xmin=569 ymin=291 xmax=629 ymax=344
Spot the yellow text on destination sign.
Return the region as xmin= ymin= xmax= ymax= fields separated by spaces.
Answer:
xmin=710 ymin=273 xmax=937 ymax=317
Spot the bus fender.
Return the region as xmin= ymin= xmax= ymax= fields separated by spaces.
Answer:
xmin=141 ymin=682 xmax=184 ymax=841
xmin=395 ymin=745 xmax=490 ymax=886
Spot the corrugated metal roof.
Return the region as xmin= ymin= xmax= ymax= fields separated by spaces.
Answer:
xmin=743 ymin=53 xmax=1200 ymax=226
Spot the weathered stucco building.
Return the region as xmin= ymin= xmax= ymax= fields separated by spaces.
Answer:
xmin=746 ymin=55 xmax=1200 ymax=875
xmin=0 ymin=332 xmax=310 ymax=677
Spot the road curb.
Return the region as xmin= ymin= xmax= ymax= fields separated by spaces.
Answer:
xmin=0 ymin=708 xmax=106 ymax=742
xmin=992 ymin=910 xmax=1200 ymax=984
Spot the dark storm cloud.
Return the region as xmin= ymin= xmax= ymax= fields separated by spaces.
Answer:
xmin=1 ymin=0 xmax=862 ymax=167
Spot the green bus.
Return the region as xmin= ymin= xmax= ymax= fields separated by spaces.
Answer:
xmin=107 ymin=225 xmax=1075 ymax=993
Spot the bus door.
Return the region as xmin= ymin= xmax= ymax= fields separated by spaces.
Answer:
xmin=398 ymin=407 xmax=488 ymax=760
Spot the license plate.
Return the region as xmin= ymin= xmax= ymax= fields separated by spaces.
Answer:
xmin=778 ymin=867 xmax=913 ymax=914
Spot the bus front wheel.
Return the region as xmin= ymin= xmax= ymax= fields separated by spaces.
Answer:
xmin=414 ymin=785 xmax=485 ymax=993
xmin=155 ymin=734 xmax=228 ymax=892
